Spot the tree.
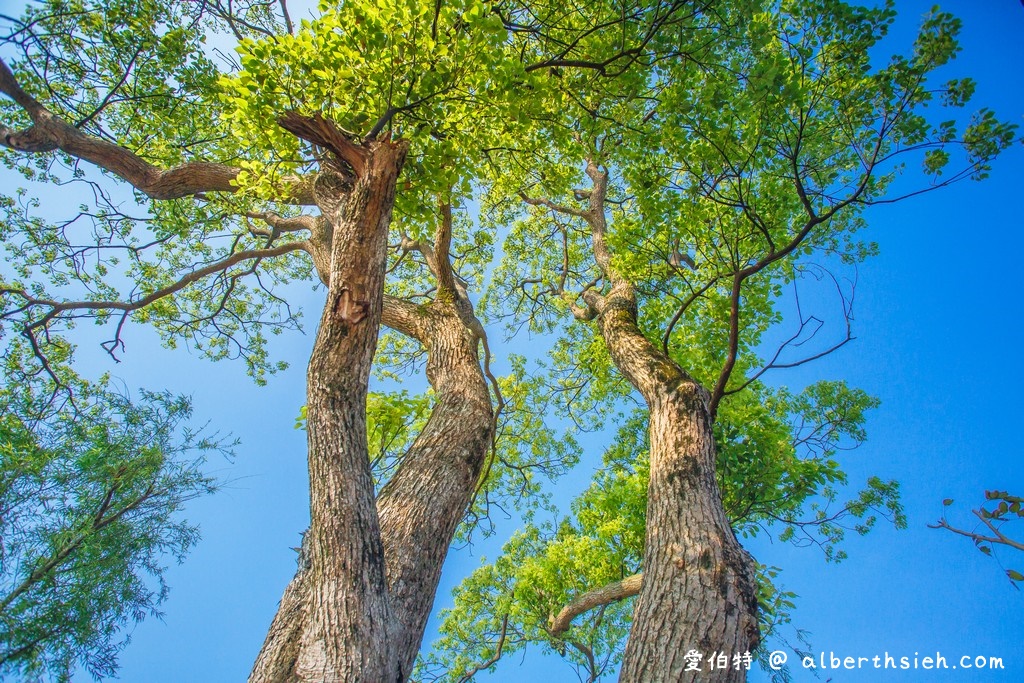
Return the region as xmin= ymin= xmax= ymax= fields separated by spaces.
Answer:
xmin=0 ymin=0 xmax=1016 ymax=682
xmin=420 ymin=3 xmax=1015 ymax=681
xmin=0 ymin=369 xmax=224 ymax=681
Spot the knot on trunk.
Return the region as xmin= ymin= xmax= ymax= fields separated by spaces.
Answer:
xmin=333 ymin=286 xmax=369 ymax=325
xmin=2 ymin=124 xmax=59 ymax=152
xmin=312 ymin=170 xmax=355 ymax=216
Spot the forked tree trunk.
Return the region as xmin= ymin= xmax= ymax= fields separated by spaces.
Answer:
xmin=250 ymin=154 xmax=493 ymax=682
xmin=251 ymin=301 xmax=491 ymax=683
xmin=591 ymin=284 xmax=760 ymax=683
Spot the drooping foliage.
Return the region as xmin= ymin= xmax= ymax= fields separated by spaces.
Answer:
xmin=0 ymin=369 xmax=226 ymax=681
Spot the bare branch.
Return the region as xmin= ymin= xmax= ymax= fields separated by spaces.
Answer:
xmin=278 ymin=0 xmax=294 ymax=34
xmin=583 ymin=160 xmax=615 ymax=281
xmin=455 ymin=614 xmax=510 ymax=683
xmin=381 ymin=294 xmax=429 ymax=341
xmin=723 ymin=265 xmax=856 ymax=399
xmin=246 ymin=211 xmax=318 ymax=238
xmin=931 ymin=517 xmax=1024 ymax=553
xmin=518 ymin=190 xmax=589 ymax=218
xmin=5 ymin=242 xmax=308 ymax=323
xmin=709 ymin=271 xmax=742 ymax=420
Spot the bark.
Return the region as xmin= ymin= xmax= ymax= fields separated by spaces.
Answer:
xmin=5 ymin=49 xmax=493 ymax=682
xmin=589 ymin=284 xmax=760 ymax=683
xmin=252 ymin=196 xmax=493 ymax=682
xmin=549 ymin=573 xmax=643 ymax=637
xmin=557 ymin=160 xmax=758 ymax=680
xmin=249 ymin=540 xmax=312 ymax=682
xmin=251 ymin=138 xmax=408 ymax=683
xmin=376 ymin=292 xmax=493 ymax=678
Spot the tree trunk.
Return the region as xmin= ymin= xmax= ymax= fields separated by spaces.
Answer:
xmin=590 ymin=284 xmax=760 ymax=683
xmin=252 ymin=139 xmax=408 ymax=683
xmin=251 ymin=189 xmax=493 ymax=681
xmin=377 ymin=296 xmax=493 ymax=678
xmin=249 ymin=562 xmax=310 ymax=682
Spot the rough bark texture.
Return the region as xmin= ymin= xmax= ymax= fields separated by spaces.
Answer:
xmin=377 ymin=293 xmax=493 ymax=679
xmin=250 ymin=138 xmax=408 ymax=683
xmin=299 ymin=141 xmax=408 ymax=682
xmin=251 ymin=184 xmax=493 ymax=682
xmin=0 ymin=57 xmax=320 ymax=203
xmin=562 ymin=160 xmax=758 ymax=681
xmin=4 ymin=49 xmax=494 ymax=683
xmin=249 ymin=540 xmax=312 ymax=682
xmin=549 ymin=573 xmax=643 ymax=637
xmin=592 ymin=284 xmax=760 ymax=683
xmin=251 ymin=304 xmax=491 ymax=683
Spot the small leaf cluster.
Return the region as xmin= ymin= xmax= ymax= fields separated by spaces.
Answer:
xmin=939 ymin=491 xmax=1024 ymax=587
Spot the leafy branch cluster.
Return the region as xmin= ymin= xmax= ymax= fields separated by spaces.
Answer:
xmin=0 ymin=367 xmax=229 ymax=681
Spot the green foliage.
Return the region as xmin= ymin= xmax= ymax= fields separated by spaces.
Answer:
xmin=0 ymin=374 xmax=226 ymax=681
xmin=419 ymin=1 xmax=1014 ymax=677
xmin=2 ymin=0 xmax=1018 ymax=679
xmin=420 ymin=381 xmax=901 ymax=680
xmin=364 ymin=389 xmax=432 ymax=487
xmin=0 ymin=0 xmax=226 ymax=167
xmin=298 ymin=355 xmax=583 ymax=542
xmin=0 ymin=0 xmax=311 ymax=384
xmin=221 ymin=0 xmax=511 ymax=211
xmin=0 ymin=189 xmax=309 ymax=384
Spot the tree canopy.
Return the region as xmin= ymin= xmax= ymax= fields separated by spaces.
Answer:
xmin=0 ymin=370 xmax=225 ymax=681
xmin=0 ymin=0 xmax=1018 ymax=680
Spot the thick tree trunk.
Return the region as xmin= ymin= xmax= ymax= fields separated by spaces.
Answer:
xmin=295 ymin=141 xmax=408 ymax=683
xmin=251 ymin=192 xmax=493 ymax=681
xmin=377 ymin=296 xmax=493 ymax=678
xmin=590 ymin=284 xmax=760 ymax=683
xmin=251 ymin=139 xmax=408 ymax=683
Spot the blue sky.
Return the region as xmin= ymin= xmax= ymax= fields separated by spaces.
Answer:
xmin=2 ymin=1 xmax=1023 ymax=682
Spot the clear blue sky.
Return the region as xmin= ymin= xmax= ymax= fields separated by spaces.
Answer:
xmin=3 ymin=1 xmax=1023 ymax=682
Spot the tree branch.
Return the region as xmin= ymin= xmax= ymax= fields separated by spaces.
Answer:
xmin=433 ymin=201 xmax=459 ymax=298
xmin=548 ymin=573 xmax=643 ymax=637
xmin=518 ymin=190 xmax=589 ymax=218
xmin=456 ymin=614 xmax=510 ymax=683
xmin=583 ymin=160 xmax=615 ymax=281
xmin=6 ymin=242 xmax=308 ymax=324
xmin=381 ymin=294 xmax=429 ymax=341
xmin=246 ymin=211 xmax=318 ymax=238
xmin=930 ymin=517 xmax=1024 ymax=553
xmin=709 ymin=271 xmax=741 ymax=420
xmin=278 ymin=110 xmax=368 ymax=178
xmin=1 ymin=57 xmax=241 ymax=199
